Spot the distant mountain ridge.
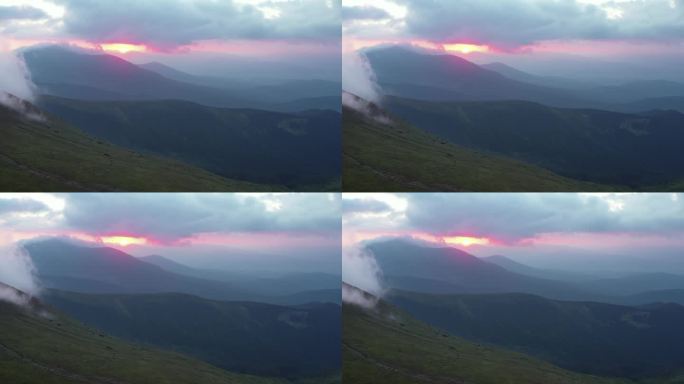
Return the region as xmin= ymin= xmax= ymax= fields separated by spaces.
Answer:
xmin=25 ymin=238 xmax=338 ymax=305
xmin=23 ymin=45 xmax=340 ymax=113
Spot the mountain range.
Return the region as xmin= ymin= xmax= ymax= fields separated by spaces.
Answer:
xmin=4 ymin=44 xmax=343 ymax=192
xmin=343 ymin=45 xmax=684 ymax=191
xmin=25 ymin=238 xmax=340 ymax=306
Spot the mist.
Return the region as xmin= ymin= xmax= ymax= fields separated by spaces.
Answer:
xmin=0 ymin=49 xmax=35 ymax=100
xmin=342 ymin=246 xmax=384 ymax=300
xmin=0 ymin=245 xmax=40 ymax=300
xmin=342 ymin=49 xmax=382 ymax=103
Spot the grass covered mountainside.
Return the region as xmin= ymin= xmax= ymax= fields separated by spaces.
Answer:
xmin=43 ymin=290 xmax=342 ymax=380
xmin=384 ymin=96 xmax=684 ymax=189
xmin=0 ymin=284 xmax=279 ymax=384
xmin=342 ymin=285 xmax=626 ymax=384
xmin=38 ymin=96 xmax=341 ymax=190
xmin=343 ymin=101 xmax=606 ymax=192
xmin=388 ymin=290 xmax=684 ymax=380
xmin=0 ymin=98 xmax=272 ymax=192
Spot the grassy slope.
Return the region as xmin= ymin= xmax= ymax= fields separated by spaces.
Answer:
xmin=343 ymin=106 xmax=612 ymax=192
xmin=384 ymin=97 xmax=684 ymax=189
xmin=38 ymin=96 xmax=341 ymax=190
xmin=0 ymin=103 xmax=277 ymax=192
xmin=0 ymin=299 xmax=280 ymax=384
xmin=343 ymin=297 xmax=630 ymax=384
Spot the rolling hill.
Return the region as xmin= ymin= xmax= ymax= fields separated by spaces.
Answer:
xmin=0 ymin=283 xmax=280 ymax=384
xmin=43 ymin=290 xmax=341 ymax=380
xmin=387 ymin=290 xmax=684 ymax=380
xmin=38 ymin=96 xmax=341 ymax=190
xmin=342 ymin=284 xmax=626 ymax=384
xmin=383 ymin=96 xmax=684 ymax=188
xmin=342 ymin=95 xmax=607 ymax=192
xmin=0 ymin=95 xmax=271 ymax=192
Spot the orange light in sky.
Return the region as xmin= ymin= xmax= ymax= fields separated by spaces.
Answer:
xmin=100 ymin=236 xmax=147 ymax=247
xmin=442 ymin=236 xmax=490 ymax=247
xmin=100 ymin=43 xmax=147 ymax=54
xmin=443 ymin=43 xmax=490 ymax=54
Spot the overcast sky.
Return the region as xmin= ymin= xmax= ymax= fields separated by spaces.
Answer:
xmin=0 ymin=0 xmax=340 ymax=77
xmin=343 ymin=193 xmax=684 ymax=273
xmin=343 ymin=0 xmax=684 ymax=80
xmin=0 ymin=193 xmax=341 ymax=274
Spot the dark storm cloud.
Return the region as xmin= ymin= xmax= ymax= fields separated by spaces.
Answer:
xmin=0 ymin=5 xmax=48 ymax=20
xmin=62 ymin=193 xmax=340 ymax=241
xmin=395 ymin=0 xmax=684 ymax=48
xmin=404 ymin=193 xmax=684 ymax=241
xmin=343 ymin=198 xmax=392 ymax=214
xmin=52 ymin=0 xmax=340 ymax=49
xmin=343 ymin=5 xmax=391 ymax=21
xmin=0 ymin=198 xmax=49 ymax=216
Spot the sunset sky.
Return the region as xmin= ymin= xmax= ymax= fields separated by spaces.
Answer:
xmin=0 ymin=193 xmax=341 ymax=273
xmin=343 ymin=0 xmax=684 ymax=80
xmin=343 ymin=193 xmax=684 ymax=273
xmin=0 ymin=0 xmax=340 ymax=78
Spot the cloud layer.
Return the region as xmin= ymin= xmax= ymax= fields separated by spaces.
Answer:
xmin=0 ymin=193 xmax=341 ymax=245
xmin=344 ymin=193 xmax=684 ymax=244
xmin=345 ymin=0 xmax=684 ymax=49
xmin=1 ymin=0 xmax=340 ymax=51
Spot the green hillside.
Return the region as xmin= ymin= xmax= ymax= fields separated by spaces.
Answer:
xmin=0 ymin=99 xmax=274 ymax=192
xmin=43 ymin=290 xmax=342 ymax=380
xmin=385 ymin=97 xmax=684 ymax=189
xmin=0 ymin=286 xmax=280 ymax=384
xmin=343 ymin=286 xmax=628 ymax=384
xmin=343 ymin=102 xmax=611 ymax=192
xmin=388 ymin=291 xmax=684 ymax=379
xmin=38 ymin=96 xmax=341 ymax=190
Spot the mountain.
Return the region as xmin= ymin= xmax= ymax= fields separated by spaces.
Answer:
xmin=342 ymin=95 xmax=606 ymax=192
xmin=38 ymin=95 xmax=341 ymax=189
xmin=384 ymin=96 xmax=684 ymax=188
xmin=0 ymin=283 xmax=278 ymax=384
xmin=27 ymin=239 xmax=336 ymax=306
xmin=140 ymin=61 xmax=341 ymax=111
xmin=140 ymin=255 xmax=341 ymax=303
xmin=22 ymin=45 xmax=256 ymax=108
xmin=365 ymin=46 xmax=590 ymax=107
xmin=342 ymin=284 xmax=623 ymax=384
xmin=25 ymin=239 xmax=263 ymax=301
xmin=583 ymin=273 xmax=684 ymax=296
xmin=43 ymin=290 xmax=341 ymax=380
xmin=367 ymin=239 xmax=594 ymax=300
xmin=481 ymin=62 xmax=596 ymax=90
xmin=483 ymin=255 xmax=592 ymax=282
xmin=616 ymin=96 xmax=684 ymax=113
xmin=388 ymin=290 xmax=684 ymax=379
xmin=620 ymin=289 xmax=684 ymax=306
xmin=0 ymin=95 xmax=266 ymax=192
